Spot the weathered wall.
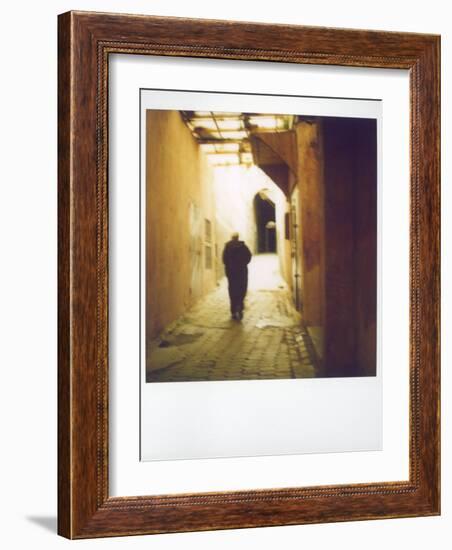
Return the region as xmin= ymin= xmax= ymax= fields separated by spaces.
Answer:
xmin=321 ymin=117 xmax=377 ymax=377
xmin=146 ymin=110 xmax=217 ymax=343
xmin=294 ymin=121 xmax=325 ymax=329
xmin=279 ymin=199 xmax=293 ymax=286
xmin=350 ymin=119 xmax=377 ymax=377
xmin=280 ymin=171 xmax=297 ymax=287
xmin=289 ymin=186 xmax=302 ymax=309
xmin=291 ymin=117 xmax=377 ymax=376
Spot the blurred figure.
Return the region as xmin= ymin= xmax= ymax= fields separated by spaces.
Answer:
xmin=222 ymin=232 xmax=252 ymax=320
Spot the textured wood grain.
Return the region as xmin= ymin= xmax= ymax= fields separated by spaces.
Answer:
xmin=57 ymin=11 xmax=72 ymax=539
xmin=58 ymin=10 xmax=440 ymax=539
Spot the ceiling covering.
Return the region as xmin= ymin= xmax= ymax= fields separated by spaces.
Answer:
xmin=180 ymin=111 xmax=294 ymax=167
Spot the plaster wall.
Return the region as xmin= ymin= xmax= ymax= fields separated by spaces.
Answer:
xmin=145 ymin=110 xmax=217 ymax=342
xmin=294 ymin=121 xmax=326 ymax=328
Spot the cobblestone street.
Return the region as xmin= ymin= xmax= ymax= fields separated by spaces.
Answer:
xmin=146 ymin=254 xmax=318 ymax=382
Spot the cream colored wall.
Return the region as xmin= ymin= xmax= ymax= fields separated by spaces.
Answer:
xmin=145 ymin=110 xmax=217 ymax=342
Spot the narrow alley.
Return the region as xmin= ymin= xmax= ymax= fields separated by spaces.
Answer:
xmin=146 ymin=254 xmax=318 ymax=382
xmin=145 ymin=108 xmax=377 ymax=381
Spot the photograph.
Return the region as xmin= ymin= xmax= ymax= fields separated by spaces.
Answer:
xmin=144 ymin=103 xmax=377 ymax=383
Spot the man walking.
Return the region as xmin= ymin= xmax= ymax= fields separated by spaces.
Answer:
xmin=222 ymin=232 xmax=252 ymax=320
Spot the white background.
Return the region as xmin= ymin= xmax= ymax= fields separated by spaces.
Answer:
xmin=0 ymin=0 xmax=449 ymax=548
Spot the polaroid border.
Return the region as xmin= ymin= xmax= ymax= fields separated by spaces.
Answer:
xmin=58 ymin=11 xmax=440 ymax=538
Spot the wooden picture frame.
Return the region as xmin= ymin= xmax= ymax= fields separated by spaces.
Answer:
xmin=58 ymin=11 xmax=440 ymax=538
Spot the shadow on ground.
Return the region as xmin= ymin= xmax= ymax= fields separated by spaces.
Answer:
xmin=26 ymin=516 xmax=57 ymax=533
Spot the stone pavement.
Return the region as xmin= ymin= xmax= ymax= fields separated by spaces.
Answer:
xmin=146 ymin=254 xmax=318 ymax=382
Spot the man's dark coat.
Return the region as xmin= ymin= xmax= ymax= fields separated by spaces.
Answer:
xmin=222 ymin=239 xmax=252 ymax=315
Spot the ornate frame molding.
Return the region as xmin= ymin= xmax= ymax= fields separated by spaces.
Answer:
xmin=58 ymin=11 xmax=440 ymax=538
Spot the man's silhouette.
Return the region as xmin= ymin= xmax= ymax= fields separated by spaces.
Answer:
xmin=222 ymin=232 xmax=252 ymax=320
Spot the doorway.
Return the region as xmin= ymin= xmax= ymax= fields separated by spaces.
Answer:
xmin=254 ymin=190 xmax=277 ymax=253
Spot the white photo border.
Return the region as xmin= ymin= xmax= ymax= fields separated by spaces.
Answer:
xmin=140 ymin=89 xmax=382 ymax=462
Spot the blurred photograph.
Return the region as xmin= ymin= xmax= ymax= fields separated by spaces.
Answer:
xmin=144 ymin=109 xmax=377 ymax=383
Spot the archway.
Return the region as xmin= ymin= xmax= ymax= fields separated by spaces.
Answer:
xmin=253 ymin=191 xmax=277 ymax=253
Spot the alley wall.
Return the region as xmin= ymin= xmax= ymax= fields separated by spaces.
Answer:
xmin=146 ymin=110 xmax=217 ymax=342
xmin=290 ymin=116 xmax=377 ymax=377
xmin=294 ymin=121 xmax=325 ymax=330
xmin=321 ymin=117 xmax=377 ymax=377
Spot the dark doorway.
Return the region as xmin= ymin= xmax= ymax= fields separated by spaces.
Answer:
xmin=254 ymin=191 xmax=277 ymax=253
